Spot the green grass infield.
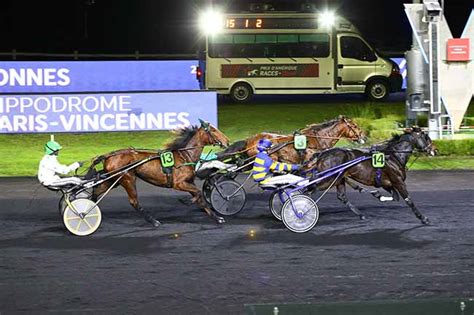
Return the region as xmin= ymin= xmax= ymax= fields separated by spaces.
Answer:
xmin=1 ymin=99 xmax=473 ymax=176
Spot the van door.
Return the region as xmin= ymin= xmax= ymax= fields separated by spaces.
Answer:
xmin=336 ymin=34 xmax=379 ymax=93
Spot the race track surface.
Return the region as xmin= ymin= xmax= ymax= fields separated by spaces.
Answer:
xmin=0 ymin=171 xmax=473 ymax=314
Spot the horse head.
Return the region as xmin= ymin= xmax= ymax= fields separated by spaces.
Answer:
xmin=405 ymin=127 xmax=437 ymax=156
xmin=339 ymin=116 xmax=367 ymax=144
xmin=199 ymin=119 xmax=230 ymax=148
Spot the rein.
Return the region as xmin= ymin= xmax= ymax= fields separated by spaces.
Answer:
xmin=406 ymin=154 xmax=420 ymax=170
xmin=304 ymin=134 xmax=360 ymax=141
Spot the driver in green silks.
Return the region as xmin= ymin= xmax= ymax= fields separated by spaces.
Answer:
xmin=38 ymin=140 xmax=84 ymax=187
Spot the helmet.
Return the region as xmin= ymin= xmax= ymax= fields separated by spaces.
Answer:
xmin=257 ymin=138 xmax=272 ymax=152
xmin=44 ymin=140 xmax=62 ymax=155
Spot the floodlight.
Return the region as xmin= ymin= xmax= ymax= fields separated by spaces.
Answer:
xmin=424 ymin=0 xmax=442 ymax=17
xmin=198 ymin=9 xmax=224 ymax=35
xmin=319 ymin=11 xmax=336 ymax=29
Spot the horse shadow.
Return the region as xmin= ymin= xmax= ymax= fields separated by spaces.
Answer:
xmin=215 ymin=226 xmax=433 ymax=250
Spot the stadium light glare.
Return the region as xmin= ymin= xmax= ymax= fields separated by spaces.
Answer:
xmin=319 ymin=11 xmax=336 ymax=28
xmin=199 ymin=9 xmax=224 ymax=35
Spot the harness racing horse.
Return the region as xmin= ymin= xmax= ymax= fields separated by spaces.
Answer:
xmin=88 ymin=120 xmax=230 ymax=227
xmin=305 ymin=127 xmax=437 ymax=224
xmin=218 ymin=116 xmax=366 ymax=164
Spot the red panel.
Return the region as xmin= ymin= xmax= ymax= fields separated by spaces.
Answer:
xmin=221 ymin=64 xmax=319 ymax=78
xmin=447 ymin=38 xmax=470 ymax=61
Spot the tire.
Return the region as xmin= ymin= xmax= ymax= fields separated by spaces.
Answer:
xmin=58 ymin=195 xmax=66 ymax=216
xmin=366 ymin=80 xmax=389 ymax=102
xmin=210 ymin=179 xmax=246 ymax=216
xmin=230 ymin=83 xmax=253 ymax=103
xmin=63 ymin=198 xmax=102 ymax=236
xmin=202 ymin=178 xmax=213 ymax=204
xmin=269 ymin=189 xmax=302 ymax=221
xmin=281 ymin=195 xmax=319 ymax=233
xmin=59 ymin=190 xmax=92 ymax=216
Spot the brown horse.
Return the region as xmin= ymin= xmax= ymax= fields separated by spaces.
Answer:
xmin=217 ymin=116 xmax=366 ymax=164
xmin=304 ymin=127 xmax=437 ymax=224
xmin=88 ymin=121 xmax=230 ymax=227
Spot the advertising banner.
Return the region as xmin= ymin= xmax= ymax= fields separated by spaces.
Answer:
xmin=447 ymin=38 xmax=470 ymax=61
xmin=221 ymin=64 xmax=319 ymax=78
xmin=0 ymin=91 xmax=217 ymax=133
xmin=0 ymin=60 xmax=199 ymax=93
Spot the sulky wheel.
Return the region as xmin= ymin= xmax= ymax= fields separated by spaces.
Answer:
xmin=58 ymin=195 xmax=67 ymax=216
xmin=210 ymin=179 xmax=246 ymax=216
xmin=269 ymin=189 xmax=302 ymax=221
xmin=59 ymin=190 xmax=92 ymax=216
xmin=202 ymin=178 xmax=213 ymax=205
xmin=63 ymin=198 xmax=102 ymax=236
xmin=281 ymin=195 xmax=319 ymax=233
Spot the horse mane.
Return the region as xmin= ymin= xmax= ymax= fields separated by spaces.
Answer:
xmin=389 ymin=132 xmax=413 ymax=144
xmin=165 ymin=125 xmax=199 ymax=150
xmin=303 ymin=116 xmax=345 ymax=132
xmin=382 ymin=132 xmax=412 ymax=150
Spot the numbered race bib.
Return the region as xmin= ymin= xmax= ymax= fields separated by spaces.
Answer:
xmin=371 ymin=152 xmax=385 ymax=168
xmin=160 ymin=151 xmax=175 ymax=168
xmin=294 ymin=135 xmax=307 ymax=150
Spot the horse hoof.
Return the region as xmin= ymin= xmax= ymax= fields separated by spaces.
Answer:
xmin=217 ymin=217 xmax=225 ymax=224
xmin=421 ymin=217 xmax=430 ymax=225
xmin=360 ymin=215 xmax=366 ymax=220
xmin=147 ymin=218 xmax=161 ymax=227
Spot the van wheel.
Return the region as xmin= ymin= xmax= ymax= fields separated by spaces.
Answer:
xmin=366 ymin=80 xmax=389 ymax=101
xmin=230 ymin=83 xmax=253 ymax=103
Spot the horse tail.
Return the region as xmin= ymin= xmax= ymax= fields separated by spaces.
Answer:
xmin=216 ymin=140 xmax=248 ymax=160
xmin=84 ymin=148 xmax=135 ymax=180
xmin=84 ymin=154 xmax=107 ymax=180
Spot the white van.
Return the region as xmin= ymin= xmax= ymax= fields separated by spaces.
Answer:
xmin=197 ymin=10 xmax=402 ymax=102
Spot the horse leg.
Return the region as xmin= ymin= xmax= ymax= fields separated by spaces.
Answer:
xmin=91 ymin=181 xmax=113 ymax=202
xmin=389 ymin=188 xmax=400 ymax=201
xmin=174 ymin=180 xmax=225 ymax=224
xmin=346 ymin=178 xmax=392 ymax=202
xmin=121 ymin=173 xmax=161 ymax=227
xmin=336 ymin=181 xmax=366 ymax=220
xmin=391 ymin=180 xmax=430 ymax=225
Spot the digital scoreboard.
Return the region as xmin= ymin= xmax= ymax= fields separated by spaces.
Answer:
xmin=225 ymin=18 xmax=318 ymax=29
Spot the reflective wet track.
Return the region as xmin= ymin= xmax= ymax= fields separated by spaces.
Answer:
xmin=0 ymin=171 xmax=473 ymax=314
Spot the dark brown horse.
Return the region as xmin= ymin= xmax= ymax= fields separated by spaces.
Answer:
xmin=88 ymin=121 xmax=230 ymax=227
xmin=305 ymin=127 xmax=437 ymax=224
xmin=218 ymin=116 xmax=366 ymax=164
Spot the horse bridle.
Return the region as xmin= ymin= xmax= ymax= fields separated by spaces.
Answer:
xmin=341 ymin=117 xmax=363 ymax=141
xmin=414 ymin=131 xmax=435 ymax=154
xmin=202 ymin=125 xmax=226 ymax=148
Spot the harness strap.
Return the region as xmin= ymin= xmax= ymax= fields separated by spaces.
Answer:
xmin=374 ymin=168 xmax=383 ymax=188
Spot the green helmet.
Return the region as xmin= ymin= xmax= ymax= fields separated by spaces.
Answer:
xmin=44 ymin=140 xmax=62 ymax=155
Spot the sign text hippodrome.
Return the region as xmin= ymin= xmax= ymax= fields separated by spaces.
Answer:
xmin=0 ymin=92 xmax=217 ymax=133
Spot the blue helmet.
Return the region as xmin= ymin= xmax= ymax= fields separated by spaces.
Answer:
xmin=257 ymin=138 xmax=272 ymax=152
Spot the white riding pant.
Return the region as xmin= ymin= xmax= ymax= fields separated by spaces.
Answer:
xmin=261 ymin=174 xmax=309 ymax=187
xmin=196 ymin=160 xmax=237 ymax=172
xmin=43 ymin=177 xmax=84 ymax=188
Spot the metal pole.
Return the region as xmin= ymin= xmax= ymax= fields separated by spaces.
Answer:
xmin=406 ymin=0 xmax=423 ymax=127
xmin=427 ymin=3 xmax=442 ymax=139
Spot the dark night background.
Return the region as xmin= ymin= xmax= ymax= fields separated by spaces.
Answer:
xmin=0 ymin=0 xmax=472 ymax=58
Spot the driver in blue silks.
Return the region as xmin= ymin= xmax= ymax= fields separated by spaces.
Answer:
xmin=252 ymin=138 xmax=308 ymax=187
